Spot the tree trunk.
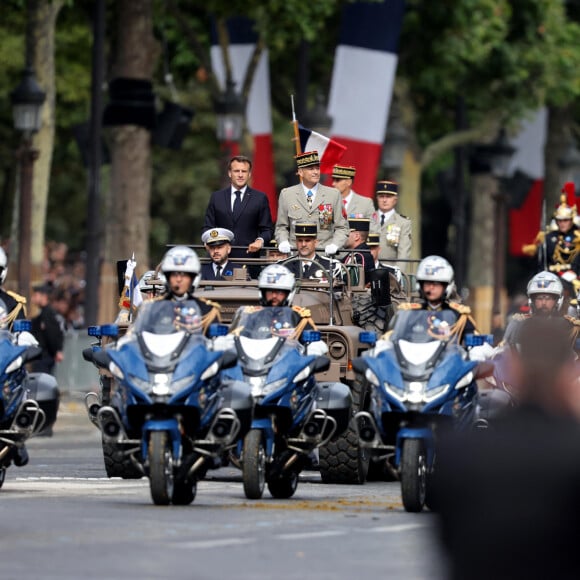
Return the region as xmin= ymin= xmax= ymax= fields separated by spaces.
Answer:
xmin=544 ymin=106 xmax=573 ymax=212
xmin=101 ymin=0 xmax=156 ymax=323
xmin=467 ymin=173 xmax=497 ymax=334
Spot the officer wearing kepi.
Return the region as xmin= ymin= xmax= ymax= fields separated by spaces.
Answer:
xmin=0 ymin=248 xmax=27 ymax=329
xmin=275 ymin=151 xmax=349 ymax=256
xmin=371 ymin=180 xmax=412 ymax=271
xmin=331 ymin=164 xmax=375 ymax=219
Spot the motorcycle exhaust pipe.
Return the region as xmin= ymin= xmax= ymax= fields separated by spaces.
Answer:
xmin=96 ymin=406 xmax=124 ymax=442
xmin=13 ymin=400 xmax=46 ymax=434
xmin=353 ymin=411 xmax=380 ymax=446
xmin=208 ymin=408 xmax=240 ymax=444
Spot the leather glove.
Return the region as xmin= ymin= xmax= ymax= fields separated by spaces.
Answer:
xmin=325 ymin=243 xmax=339 ymax=256
xmin=278 ymin=240 xmax=292 ymax=254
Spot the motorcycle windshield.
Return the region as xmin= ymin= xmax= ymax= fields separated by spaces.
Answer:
xmin=133 ymin=300 xmax=205 ymax=336
xmin=390 ymin=310 xmax=459 ymax=344
xmin=231 ymin=307 xmax=300 ymax=341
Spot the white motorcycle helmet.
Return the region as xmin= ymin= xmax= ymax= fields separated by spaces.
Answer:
xmin=527 ymin=271 xmax=563 ymax=313
xmin=0 ymin=247 xmax=7 ymax=285
xmin=139 ymin=270 xmax=167 ymax=297
xmin=160 ymin=246 xmax=201 ymax=290
xmin=258 ymin=264 xmax=296 ymax=306
xmin=416 ymin=255 xmax=455 ymax=299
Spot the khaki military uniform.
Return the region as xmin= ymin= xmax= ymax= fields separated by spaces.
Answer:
xmin=344 ymin=191 xmax=376 ymax=220
xmin=371 ymin=211 xmax=412 ymax=270
xmin=275 ymin=183 xmax=349 ymax=248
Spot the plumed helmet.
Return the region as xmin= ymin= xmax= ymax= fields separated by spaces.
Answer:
xmin=0 ymin=248 xmax=7 ymax=285
xmin=139 ymin=270 xmax=167 ymax=295
xmin=258 ymin=264 xmax=296 ymax=306
xmin=160 ymin=246 xmax=201 ymax=289
xmin=527 ymin=271 xmax=563 ymax=312
xmin=554 ymin=193 xmax=577 ymax=221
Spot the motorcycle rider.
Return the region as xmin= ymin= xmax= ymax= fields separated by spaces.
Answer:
xmin=159 ymin=245 xmax=221 ymax=334
xmin=404 ymin=255 xmax=479 ymax=346
xmin=0 ymin=248 xmax=27 ymax=330
xmin=230 ymin=264 xmax=327 ymax=355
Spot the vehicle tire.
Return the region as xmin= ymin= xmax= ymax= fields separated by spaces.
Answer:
xmin=366 ymin=457 xmax=398 ymax=482
xmin=318 ymin=379 xmax=370 ymax=484
xmin=148 ymin=431 xmax=174 ymax=506
xmin=0 ymin=466 xmax=5 ymax=489
xmin=102 ymin=439 xmax=143 ymax=479
xmin=172 ymin=479 xmax=197 ymax=506
xmin=400 ymin=438 xmax=427 ymax=513
xmin=242 ymin=429 xmax=266 ymax=499
xmin=268 ymin=471 xmax=298 ymax=499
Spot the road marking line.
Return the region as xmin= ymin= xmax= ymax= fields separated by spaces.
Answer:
xmin=368 ymin=523 xmax=428 ymax=533
xmin=177 ymin=538 xmax=254 ymax=549
xmin=277 ymin=530 xmax=346 ymax=540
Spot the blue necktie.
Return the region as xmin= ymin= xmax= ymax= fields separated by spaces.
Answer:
xmin=307 ymin=190 xmax=313 ymax=210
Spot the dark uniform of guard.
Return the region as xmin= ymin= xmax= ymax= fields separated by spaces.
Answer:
xmin=342 ymin=217 xmax=375 ymax=285
xmin=30 ymin=285 xmax=64 ymax=375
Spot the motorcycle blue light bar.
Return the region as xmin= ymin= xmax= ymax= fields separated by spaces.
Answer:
xmin=88 ymin=326 xmax=102 ymax=337
xmin=359 ymin=331 xmax=377 ymax=345
xmin=208 ymin=323 xmax=228 ymax=338
xmin=302 ymin=330 xmax=321 ymax=343
xmin=465 ymin=334 xmax=493 ymax=347
xmin=12 ymin=319 xmax=32 ymax=333
xmin=100 ymin=324 xmax=119 ymax=337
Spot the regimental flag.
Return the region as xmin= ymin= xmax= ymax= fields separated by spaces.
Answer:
xmin=508 ymin=109 xmax=547 ymax=256
xmin=327 ymin=1 xmax=406 ymax=198
xmin=210 ymin=17 xmax=277 ymax=219
xmin=298 ymin=124 xmax=347 ymax=175
xmin=118 ymin=254 xmax=142 ymax=313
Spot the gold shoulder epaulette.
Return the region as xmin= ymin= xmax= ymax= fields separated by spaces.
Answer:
xmin=197 ymin=297 xmax=221 ymax=310
xmin=398 ymin=302 xmax=421 ymax=310
xmin=292 ymin=305 xmax=312 ymax=318
xmin=564 ymin=314 xmax=580 ymax=327
xmin=243 ymin=305 xmax=263 ymax=314
xmin=449 ymin=302 xmax=472 ymax=315
xmin=6 ymin=290 xmax=26 ymax=304
xmin=511 ymin=312 xmax=529 ymax=321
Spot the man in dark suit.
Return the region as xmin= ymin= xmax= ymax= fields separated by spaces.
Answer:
xmin=281 ymin=223 xmax=336 ymax=282
xmin=200 ymin=228 xmax=245 ymax=281
xmin=203 ymin=155 xmax=273 ymax=264
xmin=342 ymin=217 xmax=375 ymax=285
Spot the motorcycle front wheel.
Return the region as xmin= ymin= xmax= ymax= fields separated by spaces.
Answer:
xmin=0 ymin=466 xmax=5 ymax=489
xmin=148 ymin=431 xmax=174 ymax=506
xmin=268 ymin=471 xmax=298 ymax=499
xmin=400 ymin=438 xmax=427 ymax=513
xmin=242 ymin=429 xmax=266 ymax=499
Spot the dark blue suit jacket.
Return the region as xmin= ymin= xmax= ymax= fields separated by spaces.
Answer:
xmin=200 ymin=261 xmax=244 ymax=281
xmin=203 ymin=187 xmax=273 ymax=259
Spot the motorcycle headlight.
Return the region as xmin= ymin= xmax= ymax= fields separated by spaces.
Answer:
xmin=407 ymin=381 xmax=425 ymax=404
xmin=262 ymin=378 xmax=287 ymax=396
xmin=151 ymin=373 xmax=171 ymax=396
xmin=365 ymin=368 xmax=380 ymax=387
xmin=6 ymin=356 xmax=23 ymax=374
xmin=385 ymin=382 xmax=406 ymax=402
xmin=200 ymin=361 xmax=219 ymax=381
xmin=424 ymin=384 xmax=450 ymax=402
xmin=109 ymin=361 xmax=124 ymax=380
xmin=293 ymin=365 xmax=312 ymax=384
xmin=455 ymin=371 xmax=474 ymax=390
xmin=248 ymin=376 xmax=266 ymax=397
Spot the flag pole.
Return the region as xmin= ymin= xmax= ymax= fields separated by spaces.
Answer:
xmin=291 ymin=94 xmax=302 ymax=155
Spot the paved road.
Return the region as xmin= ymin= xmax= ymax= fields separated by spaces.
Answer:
xmin=0 ymin=397 xmax=447 ymax=580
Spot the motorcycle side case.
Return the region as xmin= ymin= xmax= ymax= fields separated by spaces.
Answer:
xmin=315 ymin=382 xmax=352 ymax=435
xmin=23 ymin=372 xmax=60 ymax=430
xmin=220 ymin=379 xmax=253 ymax=438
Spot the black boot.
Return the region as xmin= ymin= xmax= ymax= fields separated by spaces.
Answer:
xmin=13 ymin=445 xmax=29 ymax=467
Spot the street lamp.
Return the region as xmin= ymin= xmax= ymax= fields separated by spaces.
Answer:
xmin=382 ymin=100 xmax=408 ymax=179
xmin=213 ymin=79 xmax=244 ymax=186
xmin=478 ymin=129 xmax=515 ymax=336
xmin=10 ymin=66 xmax=46 ymax=305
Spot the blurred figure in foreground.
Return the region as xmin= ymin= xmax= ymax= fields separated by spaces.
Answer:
xmin=436 ymin=316 xmax=580 ymax=580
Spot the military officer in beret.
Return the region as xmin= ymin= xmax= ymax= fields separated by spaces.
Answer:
xmin=331 ymin=164 xmax=376 ymax=220
xmin=281 ymin=222 xmax=336 ymax=281
xmin=371 ymin=180 xmax=412 ymax=271
xmin=200 ymin=228 xmax=245 ymax=281
xmin=342 ymin=218 xmax=375 ymax=285
xmin=275 ymin=151 xmax=349 ymax=256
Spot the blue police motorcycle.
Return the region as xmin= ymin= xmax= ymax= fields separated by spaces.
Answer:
xmin=352 ymin=309 xmax=486 ymax=512
xmin=221 ymin=307 xmax=352 ymax=499
xmin=0 ymin=319 xmax=60 ymax=488
xmin=83 ymin=299 xmax=252 ymax=505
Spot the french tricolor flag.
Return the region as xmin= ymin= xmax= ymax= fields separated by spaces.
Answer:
xmin=298 ymin=124 xmax=347 ymax=175
xmin=210 ymin=18 xmax=277 ymax=219
xmin=327 ymin=1 xmax=406 ymax=198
